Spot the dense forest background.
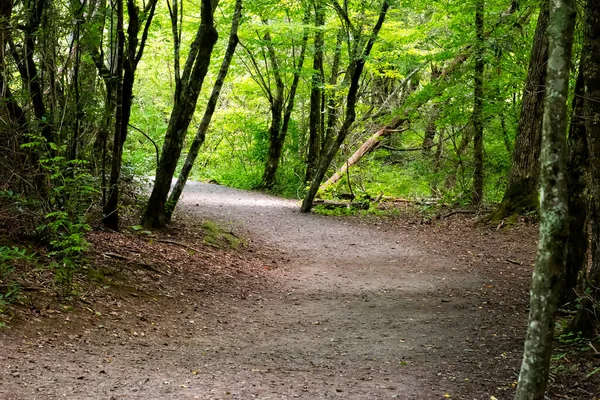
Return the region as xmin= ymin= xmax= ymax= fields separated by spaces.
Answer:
xmin=1 ymin=0 xmax=600 ymax=396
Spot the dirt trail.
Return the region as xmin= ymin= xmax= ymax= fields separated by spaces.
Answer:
xmin=0 ymin=183 xmax=535 ymax=399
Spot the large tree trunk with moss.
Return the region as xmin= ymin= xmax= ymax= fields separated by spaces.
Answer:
xmin=164 ymin=0 xmax=242 ymax=223
xmin=492 ymin=0 xmax=549 ymax=221
xmin=514 ymin=0 xmax=575 ymax=397
xmin=568 ymin=0 xmax=600 ymax=338
xmin=142 ymin=0 xmax=218 ymax=228
xmin=561 ymin=67 xmax=589 ymax=307
xmin=471 ymin=0 xmax=485 ymax=207
xmin=301 ymin=0 xmax=389 ymax=212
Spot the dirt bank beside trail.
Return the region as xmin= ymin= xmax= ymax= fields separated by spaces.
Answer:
xmin=1 ymin=182 xmax=549 ymax=399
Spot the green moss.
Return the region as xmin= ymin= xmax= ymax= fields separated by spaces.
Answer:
xmin=202 ymin=221 xmax=243 ymax=249
xmin=489 ymin=180 xmax=539 ymax=222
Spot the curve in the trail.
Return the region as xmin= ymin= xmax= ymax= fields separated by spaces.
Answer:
xmin=171 ymin=183 xmax=488 ymax=399
xmin=0 ymin=182 xmax=495 ymax=400
xmin=179 ymin=182 xmax=473 ymax=293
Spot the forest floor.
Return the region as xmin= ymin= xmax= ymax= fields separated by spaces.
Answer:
xmin=0 ymin=182 xmax=598 ymax=399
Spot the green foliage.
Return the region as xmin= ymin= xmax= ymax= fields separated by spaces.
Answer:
xmin=0 ymin=246 xmax=36 ymax=313
xmin=24 ymin=137 xmax=97 ymax=296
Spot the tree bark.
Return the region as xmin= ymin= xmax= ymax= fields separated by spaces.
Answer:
xmin=472 ymin=0 xmax=485 ymax=207
xmin=422 ymin=65 xmax=441 ymax=155
xmin=102 ymin=0 xmax=125 ymax=231
xmin=305 ymin=0 xmax=325 ymax=182
xmin=142 ymin=0 xmax=218 ymax=228
xmin=259 ymin=29 xmax=286 ymax=189
xmin=164 ymin=0 xmax=242 ymax=223
xmin=568 ymin=0 xmax=600 ymax=338
xmin=103 ymin=0 xmax=158 ymax=230
xmin=514 ymin=0 xmax=575 ymax=397
xmin=323 ymin=29 xmax=344 ymax=150
xmin=492 ymin=0 xmax=549 ymax=220
xmin=561 ymin=66 xmax=588 ymax=307
xmin=0 ymin=0 xmax=27 ymax=130
xmin=261 ymin=11 xmax=310 ymax=189
xmin=301 ymin=0 xmax=390 ymax=212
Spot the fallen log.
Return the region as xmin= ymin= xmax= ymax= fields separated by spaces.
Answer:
xmin=312 ymin=199 xmax=370 ymax=210
xmin=320 ymin=124 xmax=409 ymax=190
xmin=380 ymin=196 xmax=440 ymax=205
xmin=317 ymin=4 xmax=530 ymax=194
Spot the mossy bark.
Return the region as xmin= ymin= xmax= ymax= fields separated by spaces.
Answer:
xmin=164 ymin=0 xmax=242 ymax=224
xmin=142 ymin=0 xmax=218 ymax=228
xmin=491 ymin=1 xmax=549 ymax=221
xmin=305 ymin=0 xmax=325 ymax=183
xmin=569 ymin=0 xmax=600 ymax=338
xmin=472 ymin=0 xmax=485 ymax=207
xmin=514 ymin=0 xmax=575 ymax=397
xmin=561 ymin=67 xmax=589 ymax=307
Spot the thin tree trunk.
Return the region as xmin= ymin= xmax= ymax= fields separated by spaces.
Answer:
xmin=102 ymin=0 xmax=125 ymax=231
xmin=261 ymin=13 xmax=309 ymax=189
xmin=493 ymin=0 xmax=549 ymax=220
xmin=103 ymin=0 xmax=158 ymax=230
xmin=0 ymin=0 xmax=27 ymax=130
xmin=21 ymin=0 xmax=52 ymax=143
xmin=302 ymin=0 xmax=390 ymax=212
xmin=164 ymin=0 xmax=242 ymax=222
xmin=323 ymin=29 xmax=344 ymax=150
xmin=472 ymin=0 xmax=485 ymax=207
xmin=568 ymin=0 xmax=600 ymax=338
xmin=422 ymin=64 xmax=441 ymax=155
xmin=561 ymin=66 xmax=588 ymax=307
xmin=142 ymin=0 xmax=218 ymax=228
xmin=305 ymin=0 xmax=324 ymax=182
xmin=514 ymin=0 xmax=575 ymax=396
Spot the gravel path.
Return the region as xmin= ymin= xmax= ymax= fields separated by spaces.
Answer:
xmin=173 ymin=183 xmax=493 ymax=399
xmin=0 ymin=182 xmax=531 ymax=399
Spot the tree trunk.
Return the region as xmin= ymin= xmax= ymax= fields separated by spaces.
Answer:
xmin=261 ymin=101 xmax=285 ymax=189
xmin=323 ymin=29 xmax=344 ymax=150
xmin=142 ymin=0 xmax=218 ymax=228
xmin=301 ymin=0 xmax=390 ymax=212
xmin=561 ymin=66 xmax=588 ymax=307
xmin=472 ymin=0 xmax=485 ymax=207
xmin=568 ymin=0 xmax=600 ymax=338
xmin=305 ymin=0 xmax=324 ymax=182
xmin=514 ymin=0 xmax=575 ymax=397
xmin=492 ymin=0 xmax=549 ymax=220
xmin=261 ymin=14 xmax=309 ymax=189
xmin=103 ymin=0 xmax=157 ymax=230
xmin=164 ymin=0 xmax=242 ymax=223
xmin=0 ymin=0 xmax=26 ymax=130
xmin=102 ymin=0 xmax=125 ymax=231
xmin=422 ymin=65 xmax=441 ymax=155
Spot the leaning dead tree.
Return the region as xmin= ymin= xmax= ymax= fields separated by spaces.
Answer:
xmin=319 ymin=124 xmax=409 ymax=190
xmin=301 ymin=0 xmax=390 ymax=212
xmin=317 ymin=1 xmax=529 ymax=196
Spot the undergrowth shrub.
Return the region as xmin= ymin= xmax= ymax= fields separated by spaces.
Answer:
xmin=0 ymin=246 xmax=36 ymax=315
xmin=22 ymin=138 xmax=97 ymax=296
